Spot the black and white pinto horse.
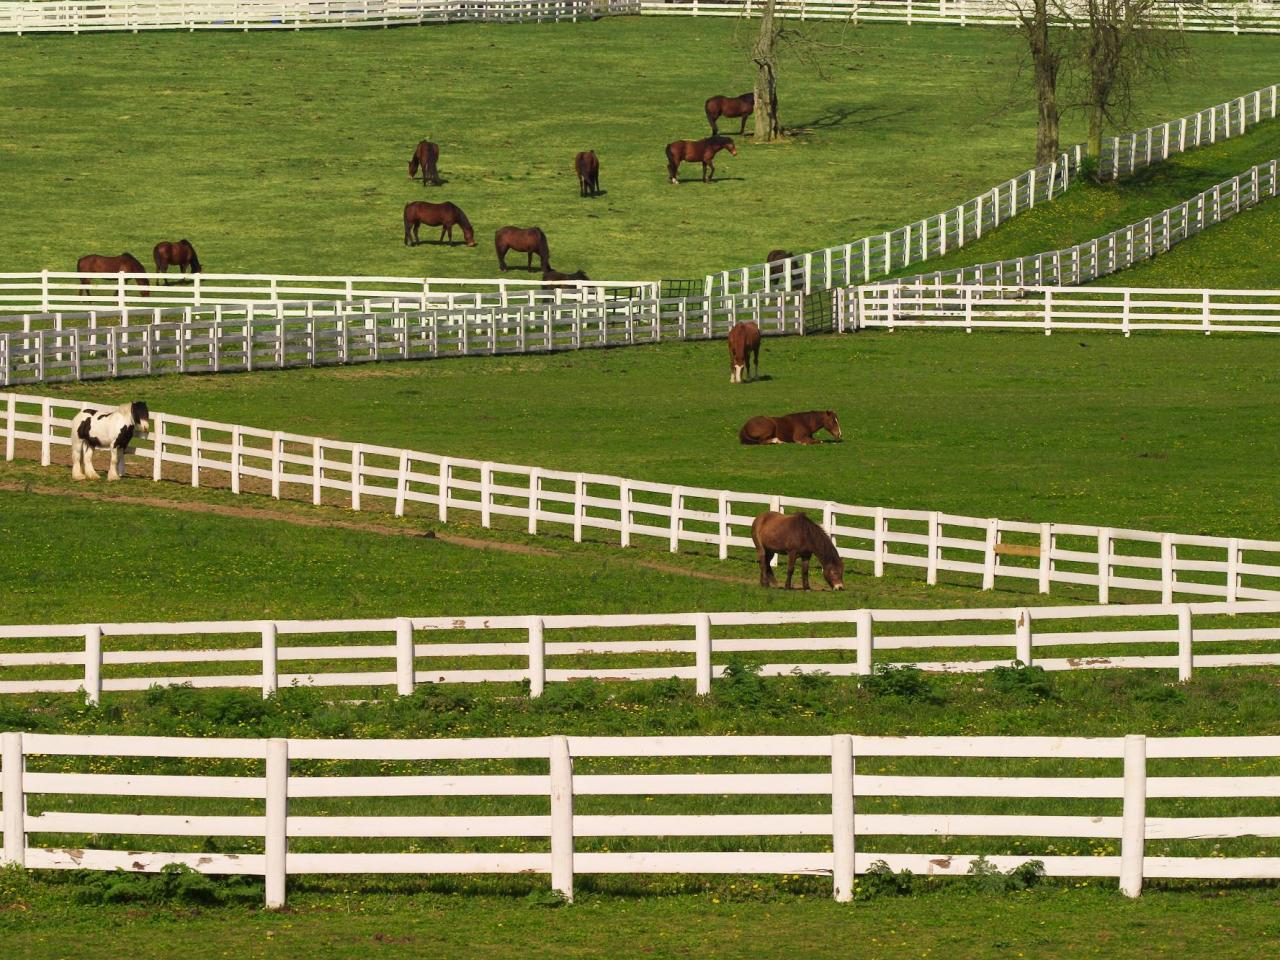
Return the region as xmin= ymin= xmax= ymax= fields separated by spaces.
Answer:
xmin=70 ymin=401 xmax=151 ymax=481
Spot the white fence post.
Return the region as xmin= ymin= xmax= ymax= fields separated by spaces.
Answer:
xmin=1015 ymin=608 xmax=1033 ymax=665
xmin=1161 ymin=534 xmax=1175 ymax=604
xmin=1038 ymin=522 xmax=1053 ymax=594
xmin=669 ymin=487 xmax=683 ymax=553
xmin=84 ymin=624 xmax=102 ymax=707
xmin=528 ymin=467 xmax=541 ymax=535
xmin=695 ymin=614 xmax=713 ymax=695
xmin=528 ymin=616 xmax=546 ymax=698
xmin=872 ymin=507 xmax=885 ymax=577
xmin=1177 ymin=604 xmax=1194 ymax=683
xmin=855 ymin=609 xmax=873 ymax=676
xmin=264 ymin=738 xmax=289 ymax=909
xmin=1119 ymin=734 xmax=1147 ymax=898
xmin=926 ymin=511 xmax=940 ymax=586
xmin=831 ymin=733 xmax=855 ymax=903
xmin=396 ymin=618 xmax=415 ymax=696
xmin=981 ymin=518 xmax=998 ymax=590
xmin=549 ymin=736 xmax=575 ymax=903
xmin=261 ymin=621 xmax=278 ymax=698
xmin=1 ymin=731 xmax=24 ymax=867
xmin=1098 ymin=528 xmax=1112 ymax=604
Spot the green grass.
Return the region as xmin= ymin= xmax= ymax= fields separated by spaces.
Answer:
xmin=2 ymin=21 xmax=1279 ymax=281
xmin=17 ymin=330 xmax=1280 ymax=540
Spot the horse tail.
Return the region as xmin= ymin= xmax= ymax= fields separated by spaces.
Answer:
xmin=152 ymin=244 xmax=166 ymax=273
xmin=186 ymin=243 xmax=201 ymax=274
xmin=538 ymin=228 xmax=550 ymax=269
xmin=403 ymin=204 xmax=415 ymax=245
xmin=666 ymin=143 xmax=678 ymax=182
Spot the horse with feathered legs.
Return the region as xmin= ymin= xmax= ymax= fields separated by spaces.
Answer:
xmin=70 ymin=401 xmax=151 ymax=481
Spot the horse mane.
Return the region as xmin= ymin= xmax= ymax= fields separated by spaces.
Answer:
xmin=453 ymin=204 xmax=473 ymax=235
xmin=798 ymin=514 xmax=840 ymax=566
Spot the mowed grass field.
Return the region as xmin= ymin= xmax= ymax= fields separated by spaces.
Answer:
xmin=2 ymin=20 xmax=1280 ymax=281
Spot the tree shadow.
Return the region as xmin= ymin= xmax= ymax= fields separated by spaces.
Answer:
xmin=788 ymin=105 xmax=910 ymax=136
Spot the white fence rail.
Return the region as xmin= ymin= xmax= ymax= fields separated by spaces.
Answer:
xmin=0 ymin=290 xmax=802 ymax=387
xmin=6 ymin=391 xmax=1280 ymax=602
xmin=884 ymin=158 xmax=1280 ymax=291
xmin=2 ymin=730 xmax=1278 ymax=906
xmin=4 ymin=600 xmax=1280 ymax=704
xmin=0 ymin=0 xmax=633 ymax=33
xmin=840 ymin=285 xmax=1280 ymax=334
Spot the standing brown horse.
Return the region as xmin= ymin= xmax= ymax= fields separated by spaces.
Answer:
xmin=575 ymin=151 xmax=600 ymax=197
xmin=153 ymin=240 xmax=201 ymax=280
xmin=404 ymin=201 xmax=475 ymax=246
xmin=739 ymin=410 xmax=841 ymax=445
xmin=751 ymin=511 xmax=845 ymax=591
xmin=727 ymin=321 xmax=761 ymax=384
xmin=706 ymin=92 xmax=755 ymax=136
xmin=76 ymin=253 xmax=149 ymax=297
xmin=409 ymin=140 xmax=441 ymax=186
xmin=495 ymin=226 xmax=551 ymax=272
xmin=666 ymin=136 xmax=736 ymax=184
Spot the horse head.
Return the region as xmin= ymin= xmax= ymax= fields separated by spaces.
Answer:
xmin=720 ymin=137 xmax=737 ymax=156
xmin=822 ymin=555 xmax=846 ymax=591
xmin=824 ymin=410 xmax=842 ymax=441
xmin=129 ymin=400 xmax=152 ymax=434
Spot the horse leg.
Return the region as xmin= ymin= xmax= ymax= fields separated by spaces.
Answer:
xmin=498 ymin=245 xmax=508 ymax=271
xmin=740 ymin=115 xmax=748 ymax=136
xmin=83 ymin=446 xmax=99 ymax=481
xmin=756 ymin=547 xmax=770 ymax=587
xmin=527 ymin=251 xmax=534 ymax=271
xmin=801 ymin=556 xmax=811 ymax=591
xmin=71 ymin=439 xmax=84 ymax=480
xmin=784 ymin=553 xmax=797 ymax=589
xmin=109 ymin=447 xmax=124 ymax=481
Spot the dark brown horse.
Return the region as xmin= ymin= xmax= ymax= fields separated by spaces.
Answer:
xmin=575 ymin=150 xmax=600 ymax=197
xmin=666 ymin=136 xmax=736 ymax=184
xmin=739 ymin=410 xmax=841 ymax=445
xmin=727 ymin=321 xmax=761 ymax=384
xmin=543 ymin=269 xmax=588 ymax=285
xmin=766 ymin=248 xmax=802 ymax=288
xmin=404 ymin=201 xmax=475 ymax=246
xmin=409 ymin=140 xmax=441 ymax=186
xmin=496 ymin=226 xmax=550 ymax=272
xmin=751 ymin=510 xmax=845 ymax=591
xmin=706 ymin=92 xmax=754 ymax=136
xmin=76 ymin=253 xmax=149 ymax=297
xmin=153 ymin=239 xmax=201 ymax=280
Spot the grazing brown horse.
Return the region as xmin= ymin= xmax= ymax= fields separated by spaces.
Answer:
xmin=496 ymin=226 xmax=550 ymax=272
xmin=751 ymin=511 xmax=845 ymax=591
xmin=76 ymin=253 xmax=149 ymax=297
xmin=152 ymin=239 xmax=201 ymax=280
xmin=543 ymin=269 xmax=588 ymax=285
xmin=739 ymin=410 xmax=841 ymax=445
xmin=706 ymin=92 xmax=755 ymax=136
xmin=666 ymin=136 xmax=736 ymax=184
xmin=574 ymin=151 xmax=600 ymax=197
xmin=403 ymin=201 xmax=475 ymax=246
xmin=727 ymin=321 xmax=761 ymax=384
xmin=409 ymin=140 xmax=441 ymax=186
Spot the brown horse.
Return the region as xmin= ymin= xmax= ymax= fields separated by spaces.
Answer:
xmin=409 ymin=140 xmax=441 ymax=186
xmin=496 ymin=226 xmax=550 ymax=272
xmin=666 ymin=136 xmax=736 ymax=184
xmin=739 ymin=410 xmax=841 ymax=445
xmin=766 ymin=248 xmax=802 ymax=288
xmin=751 ymin=510 xmax=845 ymax=591
xmin=706 ymin=92 xmax=755 ymax=136
xmin=404 ymin=201 xmax=475 ymax=247
xmin=543 ymin=269 xmax=588 ymax=285
xmin=727 ymin=321 xmax=761 ymax=384
xmin=153 ymin=239 xmax=201 ymax=281
xmin=76 ymin=253 xmax=149 ymax=297
xmin=575 ymin=151 xmax=600 ymax=197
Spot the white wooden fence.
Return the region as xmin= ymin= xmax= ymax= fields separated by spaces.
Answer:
xmin=6 ymin=391 xmax=1280 ymax=602
xmin=706 ymin=81 xmax=1280 ymax=299
xmin=2 ymin=730 xmax=1278 ymax=906
xmin=0 ymin=0 xmax=634 ymax=33
xmin=840 ymin=285 xmax=1280 ymax=334
xmin=0 ymin=290 xmax=801 ymax=387
xmin=889 ymin=158 xmax=1280 ymax=291
xmin=4 ymin=600 xmax=1280 ymax=704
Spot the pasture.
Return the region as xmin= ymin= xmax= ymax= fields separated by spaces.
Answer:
xmin=1 ymin=21 xmax=1279 ymax=281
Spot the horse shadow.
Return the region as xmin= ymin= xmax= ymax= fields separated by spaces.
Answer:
xmin=672 ymin=177 xmax=745 ymax=185
xmin=412 ymin=239 xmax=470 ymax=247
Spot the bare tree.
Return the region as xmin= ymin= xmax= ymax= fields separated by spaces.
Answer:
xmin=752 ymin=0 xmax=783 ymax=142
xmin=1012 ymin=0 xmax=1064 ymax=165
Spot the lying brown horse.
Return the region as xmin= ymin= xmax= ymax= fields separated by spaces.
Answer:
xmin=153 ymin=239 xmax=201 ymax=280
xmin=727 ymin=321 xmax=761 ymax=384
xmin=77 ymin=253 xmax=149 ymax=297
xmin=409 ymin=140 xmax=441 ymax=186
xmin=543 ymin=268 xmax=588 ymax=285
xmin=751 ymin=510 xmax=845 ymax=591
xmin=740 ymin=410 xmax=841 ymax=445
xmin=706 ymin=92 xmax=754 ymax=136
xmin=404 ymin=201 xmax=475 ymax=246
xmin=666 ymin=136 xmax=736 ymax=184
xmin=496 ymin=226 xmax=550 ymax=272
xmin=575 ymin=150 xmax=600 ymax=197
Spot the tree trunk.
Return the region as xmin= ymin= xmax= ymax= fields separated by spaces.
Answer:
xmin=753 ymin=0 xmax=782 ymax=142
xmin=1087 ymin=102 xmax=1105 ymax=159
xmin=1029 ymin=0 xmax=1060 ymax=165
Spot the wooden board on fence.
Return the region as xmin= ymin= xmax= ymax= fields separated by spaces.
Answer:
xmin=995 ymin=541 xmax=1040 ymax=559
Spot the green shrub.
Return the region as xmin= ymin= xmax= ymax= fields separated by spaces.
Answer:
xmin=861 ymin=665 xmax=942 ymax=704
xmin=991 ymin=662 xmax=1057 ymax=701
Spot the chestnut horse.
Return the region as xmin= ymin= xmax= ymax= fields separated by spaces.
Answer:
xmin=403 ymin=201 xmax=475 ymax=246
xmin=575 ymin=150 xmax=600 ymax=197
xmin=409 ymin=140 xmax=441 ymax=186
xmin=496 ymin=226 xmax=550 ymax=272
xmin=751 ymin=511 xmax=845 ymax=591
xmin=77 ymin=253 xmax=149 ymax=297
xmin=706 ymin=92 xmax=754 ymax=136
xmin=666 ymin=136 xmax=736 ymax=184
xmin=727 ymin=321 xmax=760 ymax=384
xmin=739 ymin=410 xmax=841 ymax=445
xmin=153 ymin=239 xmax=201 ymax=280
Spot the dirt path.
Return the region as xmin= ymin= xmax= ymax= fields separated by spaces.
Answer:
xmin=0 ymin=479 xmax=746 ymax=585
